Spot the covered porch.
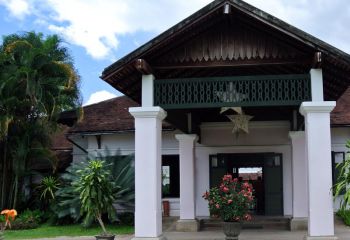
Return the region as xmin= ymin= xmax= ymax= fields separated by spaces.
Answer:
xmin=101 ymin=1 xmax=350 ymax=239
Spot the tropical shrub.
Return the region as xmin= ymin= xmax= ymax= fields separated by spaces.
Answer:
xmin=10 ymin=209 xmax=42 ymax=230
xmin=203 ymin=174 xmax=255 ymax=222
xmin=54 ymin=152 xmax=134 ymax=226
xmin=0 ymin=209 xmax=17 ymax=230
xmin=76 ymin=159 xmax=116 ymax=236
xmin=118 ymin=212 xmax=134 ymax=226
xmin=334 ymin=141 xmax=350 ymax=208
xmin=337 ymin=209 xmax=350 ymax=226
xmin=37 ymin=176 xmax=60 ymax=202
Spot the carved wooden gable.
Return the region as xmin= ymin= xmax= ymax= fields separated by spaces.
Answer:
xmin=151 ymin=16 xmax=311 ymax=66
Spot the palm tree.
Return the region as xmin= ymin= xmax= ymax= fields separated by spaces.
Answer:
xmin=0 ymin=32 xmax=81 ymax=209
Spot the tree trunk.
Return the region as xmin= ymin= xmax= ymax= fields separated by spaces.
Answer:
xmin=12 ymin=174 xmax=19 ymax=209
xmin=1 ymin=138 xmax=8 ymax=208
xmin=96 ymin=213 xmax=107 ymax=235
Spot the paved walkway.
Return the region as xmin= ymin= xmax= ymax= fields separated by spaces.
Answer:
xmin=29 ymin=219 xmax=350 ymax=240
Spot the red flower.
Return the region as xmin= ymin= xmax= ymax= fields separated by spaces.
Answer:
xmin=202 ymin=191 xmax=209 ymax=199
xmin=216 ymin=204 xmax=220 ymax=209
xmin=222 ymin=187 xmax=229 ymax=193
xmin=227 ymin=199 xmax=233 ymax=204
xmin=244 ymin=213 xmax=252 ymax=221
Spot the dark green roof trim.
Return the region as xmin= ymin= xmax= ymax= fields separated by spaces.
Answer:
xmin=101 ymin=0 xmax=350 ymax=80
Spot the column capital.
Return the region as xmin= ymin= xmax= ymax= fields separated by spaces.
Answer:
xmin=299 ymin=101 xmax=336 ymax=116
xmin=289 ymin=131 xmax=305 ymax=140
xmin=175 ymin=134 xmax=198 ymax=143
xmin=129 ymin=106 xmax=167 ymax=120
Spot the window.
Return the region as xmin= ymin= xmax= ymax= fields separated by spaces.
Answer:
xmin=332 ymin=151 xmax=345 ymax=195
xmin=162 ymin=155 xmax=179 ymax=198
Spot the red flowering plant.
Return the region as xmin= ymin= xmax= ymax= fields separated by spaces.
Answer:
xmin=203 ymin=174 xmax=255 ymax=222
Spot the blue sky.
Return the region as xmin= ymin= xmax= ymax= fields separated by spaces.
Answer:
xmin=1 ymin=0 xmax=350 ymax=105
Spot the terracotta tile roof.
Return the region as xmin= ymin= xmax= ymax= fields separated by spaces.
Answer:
xmin=68 ymin=96 xmax=139 ymax=134
xmin=51 ymin=125 xmax=72 ymax=150
xmin=331 ymin=87 xmax=350 ymax=126
xmin=66 ymin=96 xmax=173 ymax=134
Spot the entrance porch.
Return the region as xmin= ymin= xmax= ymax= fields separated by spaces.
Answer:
xmin=101 ymin=1 xmax=350 ymax=240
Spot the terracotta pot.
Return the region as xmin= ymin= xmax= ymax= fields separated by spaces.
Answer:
xmin=163 ymin=200 xmax=170 ymax=217
xmin=95 ymin=235 xmax=115 ymax=240
xmin=222 ymin=221 xmax=242 ymax=240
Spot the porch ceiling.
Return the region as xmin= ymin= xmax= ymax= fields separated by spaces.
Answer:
xmin=101 ymin=0 xmax=350 ymax=103
xmin=167 ymin=106 xmax=299 ymax=138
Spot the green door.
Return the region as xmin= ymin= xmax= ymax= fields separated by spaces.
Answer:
xmin=264 ymin=154 xmax=283 ymax=215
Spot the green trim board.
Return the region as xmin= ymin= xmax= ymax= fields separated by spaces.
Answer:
xmin=154 ymin=74 xmax=311 ymax=109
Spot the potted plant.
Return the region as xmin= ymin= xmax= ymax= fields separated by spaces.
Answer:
xmin=75 ymin=160 xmax=116 ymax=240
xmin=203 ymin=175 xmax=255 ymax=240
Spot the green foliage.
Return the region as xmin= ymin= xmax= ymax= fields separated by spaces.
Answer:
xmin=203 ymin=174 xmax=255 ymax=222
xmin=334 ymin=141 xmax=350 ymax=208
xmin=54 ymin=152 xmax=134 ymax=226
xmin=0 ymin=31 xmax=81 ymax=209
xmin=54 ymin=162 xmax=85 ymax=223
xmin=337 ymin=209 xmax=350 ymax=226
xmin=76 ymin=160 xmax=116 ymax=235
xmin=37 ymin=176 xmax=60 ymax=202
xmin=118 ymin=212 xmax=134 ymax=226
xmin=9 ymin=209 xmax=42 ymax=230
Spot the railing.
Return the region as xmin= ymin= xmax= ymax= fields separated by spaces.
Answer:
xmin=154 ymin=74 xmax=311 ymax=109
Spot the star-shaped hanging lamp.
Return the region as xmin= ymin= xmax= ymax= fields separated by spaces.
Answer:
xmin=226 ymin=114 xmax=253 ymax=134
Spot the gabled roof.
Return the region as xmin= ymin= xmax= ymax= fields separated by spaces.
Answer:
xmin=101 ymin=0 xmax=350 ymax=102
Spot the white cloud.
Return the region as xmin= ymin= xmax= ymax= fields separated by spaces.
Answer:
xmin=1 ymin=0 xmax=350 ymax=58
xmin=84 ymin=90 xmax=121 ymax=106
xmin=0 ymin=0 xmax=30 ymax=19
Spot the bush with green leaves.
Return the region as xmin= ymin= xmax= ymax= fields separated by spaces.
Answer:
xmin=54 ymin=152 xmax=134 ymax=226
xmin=118 ymin=212 xmax=134 ymax=226
xmin=0 ymin=215 xmax=4 ymax=239
xmin=37 ymin=176 xmax=60 ymax=202
xmin=337 ymin=209 xmax=350 ymax=226
xmin=334 ymin=141 xmax=350 ymax=209
xmin=77 ymin=159 xmax=116 ymax=235
xmin=9 ymin=209 xmax=42 ymax=230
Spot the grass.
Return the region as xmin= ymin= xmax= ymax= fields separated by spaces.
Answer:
xmin=3 ymin=224 xmax=134 ymax=239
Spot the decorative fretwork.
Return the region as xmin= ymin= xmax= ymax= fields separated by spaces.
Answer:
xmin=154 ymin=74 xmax=311 ymax=109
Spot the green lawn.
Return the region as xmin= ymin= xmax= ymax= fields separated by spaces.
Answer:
xmin=4 ymin=224 xmax=134 ymax=239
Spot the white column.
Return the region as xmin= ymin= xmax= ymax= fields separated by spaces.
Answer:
xmin=310 ymin=69 xmax=324 ymax=101
xmin=300 ymin=102 xmax=337 ymax=239
xmin=175 ymin=134 xmax=199 ymax=232
xmin=129 ymin=106 xmax=167 ymax=240
xmin=289 ymin=131 xmax=308 ymax=231
xmin=142 ymin=74 xmax=154 ymax=107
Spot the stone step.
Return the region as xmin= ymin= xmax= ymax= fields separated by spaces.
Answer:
xmin=199 ymin=217 xmax=290 ymax=231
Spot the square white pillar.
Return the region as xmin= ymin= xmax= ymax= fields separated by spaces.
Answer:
xmin=129 ymin=106 xmax=167 ymax=240
xmin=300 ymin=102 xmax=337 ymax=240
xmin=289 ymin=131 xmax=308 ymax=231
xmin=175 ymin=134 xmax=199 ymax=232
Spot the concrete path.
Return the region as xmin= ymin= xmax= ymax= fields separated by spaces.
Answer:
xmin=28 ymin=220 xmax=350 ymax=240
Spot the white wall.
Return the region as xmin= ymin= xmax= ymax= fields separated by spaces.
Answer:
xmin=71 ymin=135 xmax=88 ymax=163
xmin=69 ymin=124 xmax=350 ymax=217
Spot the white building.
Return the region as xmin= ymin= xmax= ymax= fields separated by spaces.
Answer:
xmin=63 ymin=1 xmax=350 ymax=239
